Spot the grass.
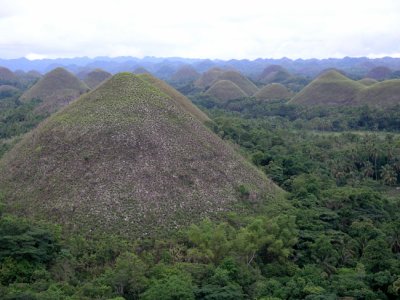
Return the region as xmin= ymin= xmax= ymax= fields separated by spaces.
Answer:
xmin=254 ymin=83 xmax=292 ymax=101
xmin=138 ymin=73 xmax=210 ymax=123
xmin=0 ymin=72 xmax=280 ymax=238
xmin=205 ymin=80 xmax=247 ymax=102
xmin=20 ymin=67 xmax=89 ymax=114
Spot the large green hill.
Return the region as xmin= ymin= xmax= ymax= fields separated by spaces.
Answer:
xmin=254 ymin=83 xmax=292 ymax=101
xmin=20 ymin=67 xmax=89 ymax=114
xmin=290 ymin=70 xmax=400 ymax=107
xmin=205 ymin=80 xmax=248 ymax=102
xmin=0 ymin=73 xmax=280 ymax=237
xmin=289 ymin=70 xmax=365 ymax=105
xmin=213 ymin=71 xmax=259 ymax=96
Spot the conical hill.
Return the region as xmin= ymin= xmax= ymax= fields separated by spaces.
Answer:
xmin=205 ymin=80 xmax=247 ymax=102
xmin=0 ymin=73 xmax=279 ymax=237
xmin=20 ymin=67 xmax=89 ymax=114
xmin=289 ymin=70 xmax=365 ymax=105
xmin=83 ymin=69 xmax=112 ymax=89
xmin=254 ymin=83 xmax=292 ymax=101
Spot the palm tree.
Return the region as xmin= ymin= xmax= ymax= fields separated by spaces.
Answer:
xmin=380 ymin=164 xmax=397 ymax=186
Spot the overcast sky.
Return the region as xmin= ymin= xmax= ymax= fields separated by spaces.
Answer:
xmin=1 ymin=0 xmax=400 ymax=60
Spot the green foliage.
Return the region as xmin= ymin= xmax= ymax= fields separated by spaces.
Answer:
xmin=141 ymin=266 xmax=195 ymax=300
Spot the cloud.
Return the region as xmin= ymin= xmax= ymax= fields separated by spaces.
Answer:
xmin=0 ymin=0 xmax=399 ymax=59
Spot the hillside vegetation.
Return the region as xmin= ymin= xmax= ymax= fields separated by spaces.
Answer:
xmin=213 ymin=71 xmax=259 ymax=96
xmin=20 ymin=67 xmax=89 ymax=114
xmin=139 ymin=73 xmax=210 ymax=123
xmin=0 ymin=73 xmax=280 ymax=238
xmin=254 ymin=83 xmax=292 ymax=101
xmin=205 ymin=80 xmax=248 ymax=102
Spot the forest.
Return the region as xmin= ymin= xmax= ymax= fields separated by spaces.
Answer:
xmin=0 ymin=90 xmax=399 ymax=299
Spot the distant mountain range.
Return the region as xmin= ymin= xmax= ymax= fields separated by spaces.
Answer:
xmin=1 ymin=56 xmax=400 ymax=78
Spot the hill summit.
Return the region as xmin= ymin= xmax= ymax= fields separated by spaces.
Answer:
xmin=0 ymin=73 xmax=279 ymax=237
xmin=205 ymin=80 xmax=247 ymax=102
xmin=83 ymin=69 xmax=112 ymax=89
xmin=20 ymin=67 xmax=89 ymax=114
xmin=289 ymin=70 xmax=364 ymax=105
xmin=254 ymin=83 xmax=292 ymax=101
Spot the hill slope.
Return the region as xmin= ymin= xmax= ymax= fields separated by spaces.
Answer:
xmin=254 ymin=83 xmax=292 ymax=101
xmin=171 ymin=65 xmax=200 ymax=83
xmin=0 ymin=67 xmax=17 ymax=85
xmin=194 ymin=68 xmax=225 ymax=89
xmin=214 ymin=71 xmax=258 ymax=96
xmin=258 ymin=65 xmax=291 ymax=84
xmin=0 ymin=73 xmax=279 ymax=237
xmin=205 ymin=80 xmax=248 ymax=102
xmin=138 ymin=73 xmax=210 ymax=123
xmin=355 ymin=79 xmax=400 ymax=107
xmin=20 ymin=67 xmax=89 ymax=114
xmin=289 ymin=70 xmax=365 ymax=105
xmin=358 ymin=78 xmax=378 ymax=86
xmin=83 ymin=69 xmax=112 ymax=89
xmin=366 ymin=66 xmax=392 ymax=80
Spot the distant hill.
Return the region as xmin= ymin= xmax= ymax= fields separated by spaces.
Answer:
xmin=0 ymin=66 xmax=17 ymax=85
xmin=366 ymin=66 xmax=392 ymax=80
xmin=20 ymin=67 xmax=89 ymax=114
xmin=0 ymin=73 xmax=279 ymax=237
xmin=354 ymin=79 xmax=400 ymax=107
xmin=213 ymin=71 xmax=258 ymax=96
xmin=258 ymin=65 xmax=291 ymax=84
xmin=358 ymin=78 xmax=378 ymax=86
xmin=83 ymin=69 xmax=112 ymax=89
xmin=254 ymin=83 xmax=292 ymax=101
xmin=171 ymin=65 xmax=200 ymax=83
xmin=138 ymin=73 xmax=210 ymax=123
xmin=205 ymin=80 xmax=247 ymax=102
xmin=194 ymin=68 xmax=225 ymax=89
xmin=289 ymin=70 xmax=365 ymax=105
xmin=0 ymin=85 xmax=19 ymax=97
xmin=290 ymin=70 xmax=400 ymax=107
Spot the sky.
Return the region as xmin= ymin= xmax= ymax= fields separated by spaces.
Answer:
xmin=0 ymin=0 xmax=400 ymax=60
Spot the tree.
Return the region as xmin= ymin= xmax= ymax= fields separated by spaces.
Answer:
xmin=105 ymin=252 xmax=148 ymax=300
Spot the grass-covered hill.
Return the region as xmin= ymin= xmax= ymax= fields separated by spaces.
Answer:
xmin=205 ymin=80 xmax=248 ymax=102
xmin=358 ymin=78 xmax=378 ymax=86
xmin=171 ymin=65 xmax=200 ymax=83
xmin=290 ymin=70 xmax=400 ymax=107
xmin=366 ymin=66 xmax=392 ymax=80
xmin=20 ymin=67 xmax=89 ymax=114
xmin=258 ymin=64 xmax=291 ymax=84
xmin=194 ymin=67 xmax=225 ymax=89
xmin=0 ymin=85 xmax=19 ymax=98
xmin=354 ymin=79 xmax=400 ymax=107
xmin=82 ymin=68 xmax=112 ymax=89
xmin=289 ymin=70 xmax=365 ymax=105
xmin=213 ymin=70 xmax=259 ymax=96
xmin=0 ymin=73 xmax=280 ymax=237
xmin=254 ymin=83 xmax=292 ymax=101
xmin=0 ymin=66 xmax=17 ymax=85
xmin=138 ymin=73 xmax=210 ymax=123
